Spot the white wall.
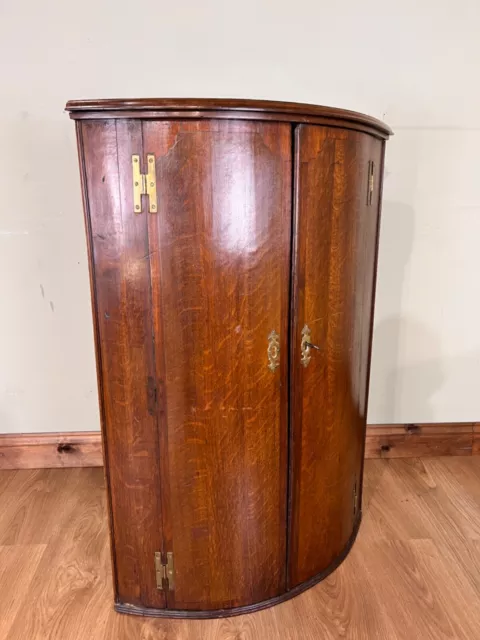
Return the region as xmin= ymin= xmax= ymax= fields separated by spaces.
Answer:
xmin=0 ymin=0 xmax=479 ymax=433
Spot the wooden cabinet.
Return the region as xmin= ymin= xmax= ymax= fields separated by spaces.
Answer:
xmin=289 ymin=125 xmax=385 ymax=587
xmin=67 ymin=98 xmax=391 ymax=618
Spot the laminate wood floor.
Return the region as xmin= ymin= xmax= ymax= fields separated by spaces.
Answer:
xmin=1 ymin=457 xmax=480 ymax=639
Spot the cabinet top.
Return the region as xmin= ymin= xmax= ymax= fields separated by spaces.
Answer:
xmin=65 ymin=98 xmax=392 ymax=138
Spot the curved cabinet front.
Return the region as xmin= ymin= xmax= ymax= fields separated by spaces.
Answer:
xmin=69 ymin=99 xmax=389 ymax=618
xmin=289 ymin=125 xmax=384 ymax=588
xmin=144 ymin=120 xmax=292 ymax=611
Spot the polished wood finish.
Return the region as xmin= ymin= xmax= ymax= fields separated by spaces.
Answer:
xmin=366 ymin=423 xmax=478 ymax=458
xmin=114 ymin=515 xmax=360 ymax=618
xmin=289 ymin=126 xmax=384 ymax=587
xmin=66 ymin=98 xmax=392 ymax=139
xmin=80 ymin=120 xmax=165 ymax=610
xmin=144 ymin=120 xmax=291 ymax=609
xmin=0 ymin=432 xmax=102 ymax=469
xmin=2 ymin=459 xmax=480 ymax=638
xmin=68 ymin=98 xmax=391 ymax=617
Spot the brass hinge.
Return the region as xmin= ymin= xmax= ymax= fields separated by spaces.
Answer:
xmin=132 ymin=154 xmax=157 ymax=214
xmin=367 ymin=160 xmax=375 ymax=206
xmin=353 ymin=482 xmax=359 ymax=516
xmin=155 ymin=551 xmax=175 ymax=591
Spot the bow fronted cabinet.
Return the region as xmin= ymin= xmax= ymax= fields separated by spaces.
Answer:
xmin=66 ymin=98 xmax=391 ymax=618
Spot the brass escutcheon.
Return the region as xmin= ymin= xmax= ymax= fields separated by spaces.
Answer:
xmin=301 ymin=325 xmax=312 ymax=368
xmin=267 ymin=330 xmax=280 ymax=372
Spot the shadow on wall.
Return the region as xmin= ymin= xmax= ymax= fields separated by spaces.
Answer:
xmin=375 ymin=318 xmax=480 ymax=423
xmin=371 ymin=200 xmax=480 ymax=423
xmin=372 ymin=316 xmax=444 ymax=423
xmin=368 ymin=199 xmax=415 ymax=423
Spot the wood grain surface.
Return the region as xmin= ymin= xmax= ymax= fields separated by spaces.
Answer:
xmin=0 ymin=432 xmax=103 ymax=469
xmin=143 ymin=120 xmax=292 ymax=610
xmin=2 ymin=458 xmax=480 ymax=639
xmin=74 ymin=110 xmax=390 ymax=615
xmin=81 ymin=121 xmax=166 ymax=609
xmin=366 ymin=423 xmax=477 ymax=458
xmin=65 ymin=98 xmax=392 ymax=138
xmin=288 ymin=126 xmax=383 ymax=587
xmin=2 ymin=424 xmax=479 ymax=471
xmin=473 ymin=424 xmax=480 ymax=455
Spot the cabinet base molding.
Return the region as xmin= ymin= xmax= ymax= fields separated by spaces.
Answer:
xmin=365 ymin=423 xmax=480 ymax=459
xmin=0 ymin=432 xmax=103 ymax=470
xmin=114 ymin=514 xmax=361 ymax=619
xmin=1 ymin=424 xmax=478 ymax=470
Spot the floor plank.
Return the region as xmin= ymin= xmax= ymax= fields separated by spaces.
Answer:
xmin=0 ymin=544 xmax=46 ymax=639
xmin=1 ymin=459 xmax=480 ymax=639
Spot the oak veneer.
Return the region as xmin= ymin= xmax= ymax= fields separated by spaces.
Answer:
xmin=66 ymin=98 xmax=391 ymax=617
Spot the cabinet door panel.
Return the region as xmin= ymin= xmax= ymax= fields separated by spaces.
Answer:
xmin=80 ymin=120 xmax=165 ymax=608
xmin=288 ymin=125 xmax=384 ymax=587
xmin=144 ymin=120 xmax=292 ymax=609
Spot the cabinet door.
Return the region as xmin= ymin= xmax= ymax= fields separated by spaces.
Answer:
xmin=144 ymin=120 xmax=292 ymax=610
xmin=288 ymin=125 xmax=384 ymax=588
xmin=80 ymin=121 xmax=166 ymax=609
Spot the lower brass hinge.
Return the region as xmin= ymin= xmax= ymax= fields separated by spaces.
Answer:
xmin=155 ymin=551 xmax=175 ymax=591
xmin=353 ymin=482 xmax=359 ymax=516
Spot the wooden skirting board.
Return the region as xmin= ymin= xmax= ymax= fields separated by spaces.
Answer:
xmin=0 ymin=424 xmax=479 ymax=469
xmin=0 ymin=432 xmax=103 ymax=470
xmin=365 ymin=423 xmax=480 ymax=459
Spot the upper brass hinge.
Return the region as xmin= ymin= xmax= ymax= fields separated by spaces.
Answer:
xmin=155 ymin=551 xmax=175 ymax=591
xmin=353 ymin=482 xmax=359 ymax=516
xmin=132 ymin=154 xmax=157 ymax=214
xmin=367 ymin=160 xmax=375 ymax=206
